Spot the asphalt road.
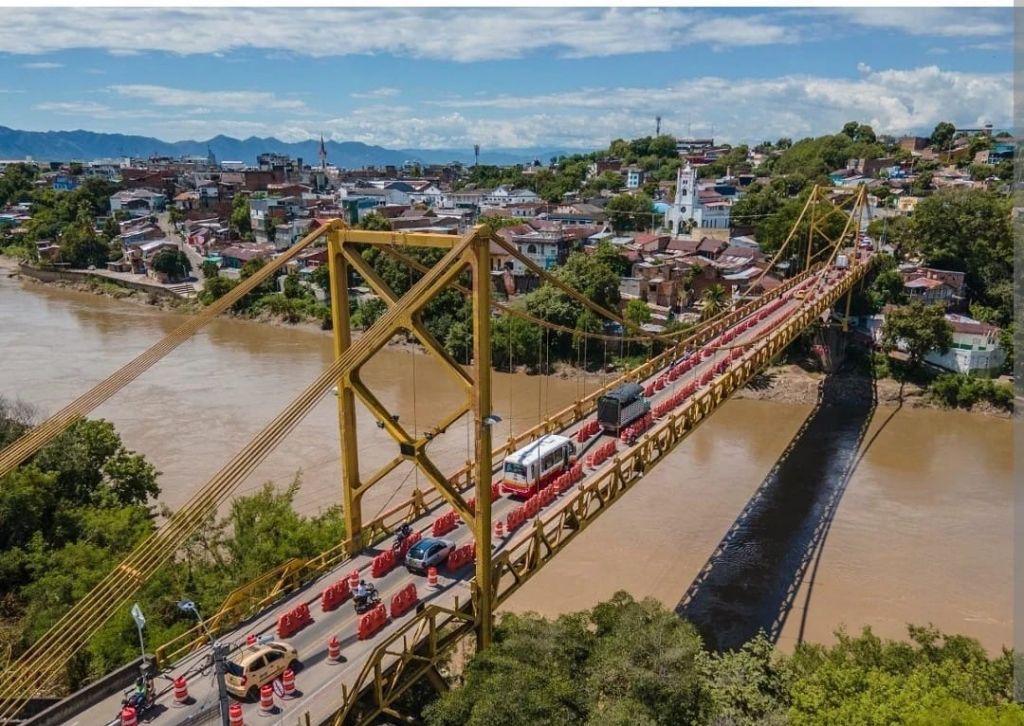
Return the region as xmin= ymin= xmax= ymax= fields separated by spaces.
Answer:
xmin=67 ymin=265 xmax=852 ymax=726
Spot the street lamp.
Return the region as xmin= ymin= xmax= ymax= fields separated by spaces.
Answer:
xmin=178 ymin=600 xmax=231 ymax=726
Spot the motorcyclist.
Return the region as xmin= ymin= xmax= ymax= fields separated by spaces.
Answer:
xmin=127 ymin=675 xmax=153 ymax=711
xmin=354 ymin=580 xmax=369 ymax=602
xmin=395 ymin=522 xmax=413 ymax=547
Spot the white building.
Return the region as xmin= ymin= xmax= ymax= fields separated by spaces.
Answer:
xmin=864 ymin=312 xmax=1006 ymax=377
xmin=484 ymin=186 xmax=541 ymax=207
xmin=665 ymin=164 xmax=731 ymax=234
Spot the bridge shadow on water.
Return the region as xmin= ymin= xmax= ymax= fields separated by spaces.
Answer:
xmin=675 ymin=362 xmax=897 ymax=651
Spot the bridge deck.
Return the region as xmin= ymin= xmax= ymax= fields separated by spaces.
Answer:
xmin=67 ymin=261 xmax=866 ymax=726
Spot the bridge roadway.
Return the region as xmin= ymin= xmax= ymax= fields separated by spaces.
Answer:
xmin=69 ymin=267 xmax=848 ymax=726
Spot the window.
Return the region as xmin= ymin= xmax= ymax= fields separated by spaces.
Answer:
xmin=266 ymin=651 xmax=282 ymax=664
xmin=527 ymin=244 xmax=537 ymax=254
xmin=248 ymin=656 xmax=265 ymax=672
xmin=504 ymin=462 xmax=526 ymax=476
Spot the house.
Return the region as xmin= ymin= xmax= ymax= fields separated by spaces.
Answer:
xmin=544 ymin=203 xmax=607 ymax=226
xmin=901 ymin=266 xmax=965 ymax=309
xmin=484 ymin=186 xmax=541 ymax=207
xmin=624 ymin=166 xmax=645 ymax=189
xmin=220 ymin=243 xmax=275 ymax=269
xmin=895 ymin=196 xmax=920 ymax=216
xmin=52 ymin=174 xmax=80 ymax=192
xmin=110 ymin=189 xmax=167 ymax=216
xmin=864 ymin=310 xmax=1006 ymax=376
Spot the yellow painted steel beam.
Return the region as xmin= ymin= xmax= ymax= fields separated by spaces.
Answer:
xmin=334 ymin=229 xmax=463 ymax=249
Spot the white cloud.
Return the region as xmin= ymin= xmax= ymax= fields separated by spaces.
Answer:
xmin=21 ymin=62 xmax=63 ymax=69
xmin=33 ymin=101 xmax=112 ymax=115
xmin=0 ymin=8 xmax=799 ymax=61
xmin=827 ymin=8 xmax=1008 ymax=38
xmin=107 ymin=84 xmax=307 ymax=112
xmin=856 ymin=62 xmax=872 ymax=74
xmin=351 ymin=87 xmax=400 ymax=100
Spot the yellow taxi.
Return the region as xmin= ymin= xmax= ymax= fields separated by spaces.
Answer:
xmin=223 ymin=640 xmax=299 ymax=700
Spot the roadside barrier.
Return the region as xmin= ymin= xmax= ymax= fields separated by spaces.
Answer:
xmin=281 ymin=668 xmax=296 ymax=698
xmin=357 ymin=602 xmax=389 ymax=640
xmin=495 ymin=520 xmax=505 ymax=537
xmin=371 ymin=549 xmax=398 ymax=578
xmin=276 ymin=602 xmax=313 ymax=638
xmin=259 ymin=684 xmax=274 ymax=714
xmin=506 ymin=506 xmax=526 ymax=531
xmin=327 ymin=635 xmax=342 ymax=663
xmin=432 ymin=510 xmax=458 ymax=537
xmin=390 ymin=583 xmax=419 ymax=618
xmin=320 ymin=577 xmax=351 ymax=611
xmin=228 ymin=703 xmax=243 ymax=726
xmin=523 ymin=494 xmax=541 ymax=518
xmin=427 ymin=566 xmax=439 ymax=588
xmin=245 ymin=634 xmax=256 ymax=647
xmin=585 ymin=440 xmax=617 ymax=468
xmin=576 ymin=419 xmax=599 ymax=443
xmin=172 ymin=675 xmax=190 ymax=707
xmin=446 ymin=542 xmax=476 ymax=572
xmin=348 ymin=570 xmax=360 ymax=591
xmin=120 ymin=706 xmax=137 ymax=726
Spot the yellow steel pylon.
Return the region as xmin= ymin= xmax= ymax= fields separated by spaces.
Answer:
xmin=326 ymin=225 xmax=495 ymax=649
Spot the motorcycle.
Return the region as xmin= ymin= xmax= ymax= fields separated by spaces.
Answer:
xmin=353 ymin=585 xmax=380 ymax=615
xmin=391 ymin=524 xmax=414 ymax=553
xmin=119 ymin=678 xmax=156 ymax=717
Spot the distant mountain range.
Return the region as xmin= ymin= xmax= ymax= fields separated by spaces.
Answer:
xmin=0 ymin=126 xmax=588 ymax=168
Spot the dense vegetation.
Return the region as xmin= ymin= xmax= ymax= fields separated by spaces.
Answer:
xmin=0 ymin=399 xmax=344 ymax=692
xmin=423 ymin=592 xmax=1021 ymax=726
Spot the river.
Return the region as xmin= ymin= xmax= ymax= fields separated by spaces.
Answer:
xmin=0 ymin=271 xmax=1012 ymax=653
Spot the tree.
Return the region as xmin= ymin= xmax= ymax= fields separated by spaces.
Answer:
xmin=282 ymin=271 xmax=307 ymax=300
xmin=881 ymin=300 xmax=953 ymax=369
xmin=930 ymin=121 xmax=956 ymax=150
xmin=605 ymin=192 xmax=655 ymax=232
xmin=200 ymin=260 xmax=220 ymax=278
xmin=700 ymin=284 xmax=729 ymax=320
xmin=909 ymin=189 xmax=1013 ymax=324
xmin=230 ymin=194 xmax=252 ymax=238
xmin=150 ymin=249 xmax=191 ymax=280
xmin=59 ymin=205 xmax=109 ymax=269
xmin=358 ymin=211 xmax=392 ymax=231
xmin=624 ymin=299 xmax=652 ymax=331
xmin=198 ymin=274 xmax=236 ymax=304
xmin=351 ymin=296 xmax=386 ymax=329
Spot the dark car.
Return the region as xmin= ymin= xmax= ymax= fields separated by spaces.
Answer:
xmin=405 ymin=537 xmax=456 ymax=574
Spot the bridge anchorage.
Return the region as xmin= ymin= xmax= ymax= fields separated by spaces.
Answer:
xmin=0 ymin=186 xmax=873 ymax=725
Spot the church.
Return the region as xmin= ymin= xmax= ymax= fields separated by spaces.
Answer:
xmin=665 ymin=164 xmax=731 ymax=235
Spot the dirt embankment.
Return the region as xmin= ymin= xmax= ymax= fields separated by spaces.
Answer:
xmin=735 ymin=363 xmax=1012 ymax=418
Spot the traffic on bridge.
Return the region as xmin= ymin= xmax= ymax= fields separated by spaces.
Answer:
xmin=1 ymin=187 xmax=875 ymax=726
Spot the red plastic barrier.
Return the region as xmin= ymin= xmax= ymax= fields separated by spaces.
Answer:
xmin=491 ymin=482 xmax=501 ymax=501
xmin=372 ymin=548 xmax=397 ymax=578
xmin=446 ymin=542 xmax=476 ymax=572
xmin=357 ymin=602 xmax=389 ymax=640
xmin=321 ymin=578 xmax=352 ymax=612
xmin=276 ymin=612 xmax=294 ymax=638
xmin=506 ymin=505 xmax=526 ymax=531
xmin=390 ymin=583 xmax=418 ymax=618
xmin=643 ymin=384 xmax=655 ymax=397
xmin=432 ymin=511 xmax=458 ymax=537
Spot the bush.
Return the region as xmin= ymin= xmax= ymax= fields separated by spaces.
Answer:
xmin=929 ymin=373 xmax=1013 ymax=411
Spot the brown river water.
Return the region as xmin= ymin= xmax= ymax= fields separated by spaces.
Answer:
xmin=0 ymin=272 xmax=1012 ymax=653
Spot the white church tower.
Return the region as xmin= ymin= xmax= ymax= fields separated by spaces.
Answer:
xmin=668 ymin=163 xmax=699 ymax=236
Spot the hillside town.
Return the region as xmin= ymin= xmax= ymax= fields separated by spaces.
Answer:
xmin=0 ymin=122 xmax=1014 ymax=385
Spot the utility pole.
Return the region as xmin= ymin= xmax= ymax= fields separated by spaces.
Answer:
xmin=178 ymin=600 xmax=230 ymax=726
xmin=656 ymin=116 xmax=661 ymax=136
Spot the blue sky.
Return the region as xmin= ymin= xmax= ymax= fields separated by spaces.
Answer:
xmin=0 ymin=7 xmax=1012 ymax=150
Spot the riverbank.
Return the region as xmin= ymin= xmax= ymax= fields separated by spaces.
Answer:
xmin=734 ymin=362 xmax=1013 ymax=418
xmin=4 ymin=255 xmax=1011 ymax=417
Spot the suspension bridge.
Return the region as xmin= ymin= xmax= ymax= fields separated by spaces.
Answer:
xmin=0 ymin=186 xmax=875 ymax=725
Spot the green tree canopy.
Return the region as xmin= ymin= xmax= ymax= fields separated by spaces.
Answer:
xmin=605 ymin=192 xmax=655 ymax=232
xmin=150 ymin=249 xmax=191 ymax=279
xmin=881 ymin=300 xmax=953 ymax=368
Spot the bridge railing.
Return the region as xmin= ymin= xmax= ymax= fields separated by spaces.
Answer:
xmin=149 ymin=260 xmax=834 ymax=672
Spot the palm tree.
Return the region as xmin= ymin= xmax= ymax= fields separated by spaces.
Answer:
xmin=700 ymin=283 xmax=729 ymax=320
